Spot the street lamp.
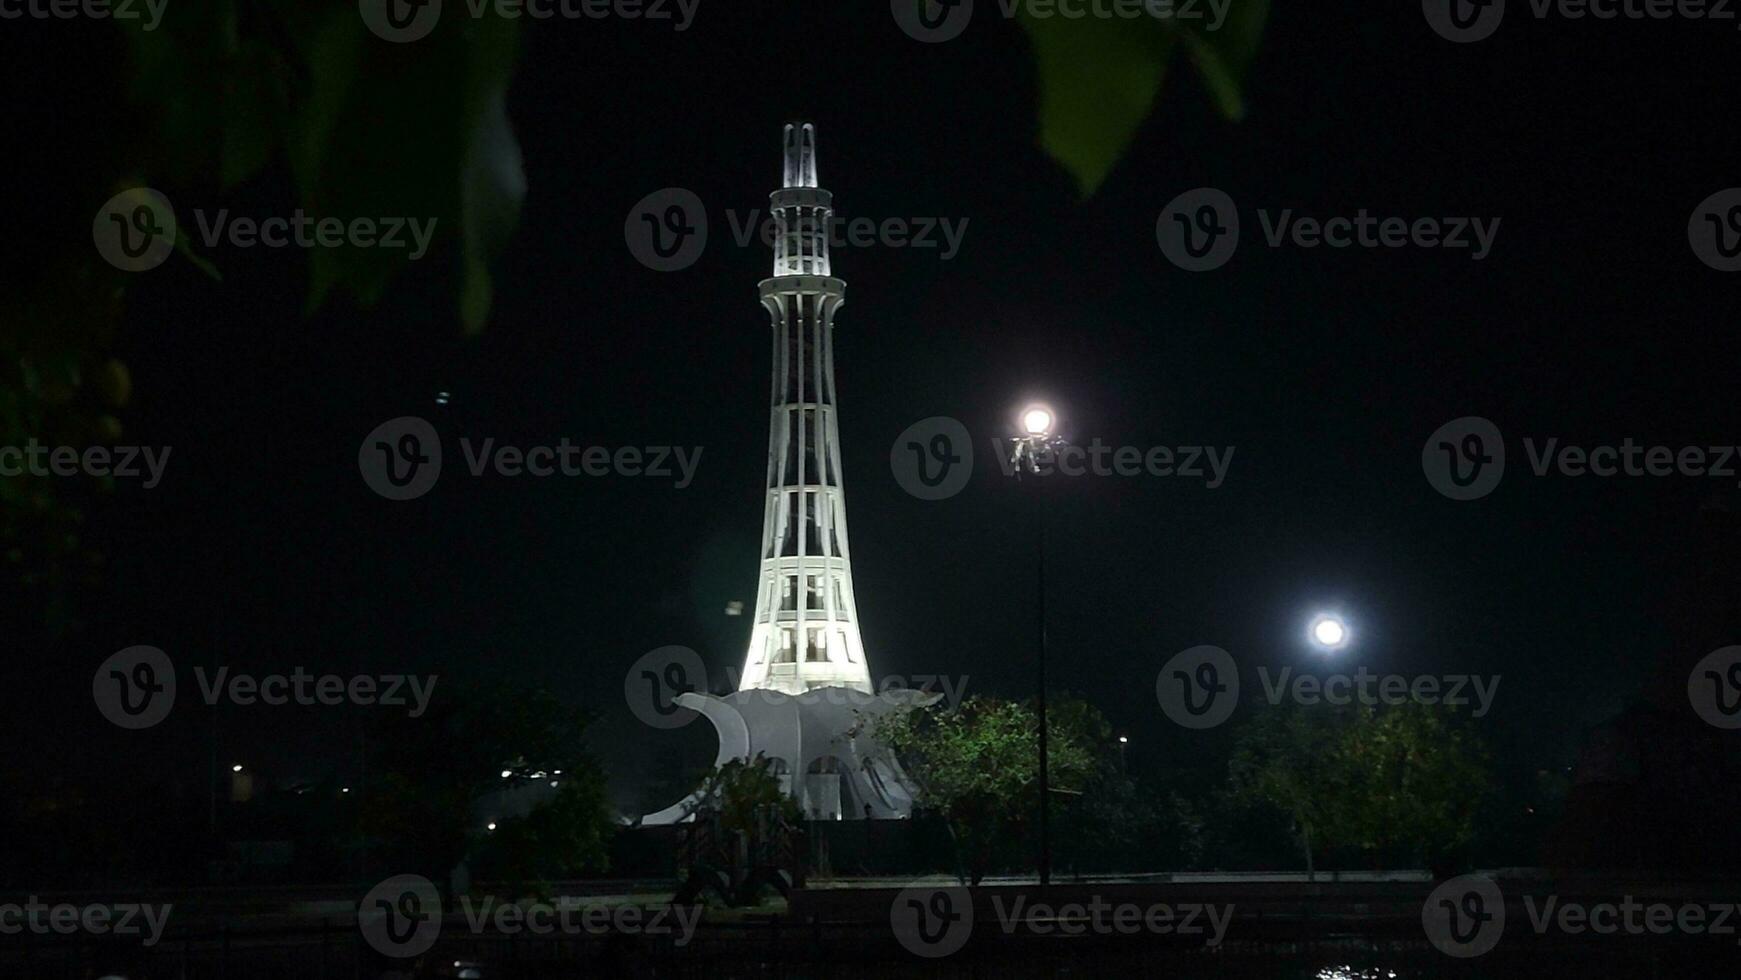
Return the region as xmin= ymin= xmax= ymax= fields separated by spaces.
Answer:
xmin=1117 ymin=736 xmax=1129 ymax=777
xmin=1010 ymin=402 xmax=1064 ymax=887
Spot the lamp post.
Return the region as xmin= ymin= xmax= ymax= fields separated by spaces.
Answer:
xmin=1010 ymin=404 xmax=1063 ymax=886
xmin=1117 ymin=736 xmax=1129 ymax=777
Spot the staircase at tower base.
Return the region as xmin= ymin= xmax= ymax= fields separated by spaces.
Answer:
xmin=639 ymin=686 xmax=940 ymax=825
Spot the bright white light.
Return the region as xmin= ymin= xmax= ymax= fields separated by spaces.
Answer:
xmin=1118 ymin=736 xmax=1129 ymax=744
xmin=231 ymin=764 xmax=244 ymax=773
xmin=500 ymin=770 xmax=512 ymax=779
xmin=486 ymin=822 xmax=497 ymax=832
xmin=342 ymin=787 xmax=351 ymax=794
xmin=1310 ymin=615 xmax=1348 ymax=649
xmin=1021 ymin=406 xmax=1054 ymax=436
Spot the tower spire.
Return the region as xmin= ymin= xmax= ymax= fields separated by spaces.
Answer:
xmin=781 ymin=122 xmax=819 ymax=189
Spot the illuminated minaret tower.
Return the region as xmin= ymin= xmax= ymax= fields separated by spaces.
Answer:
xmin=737 ymin=124 xmax=874 ymax=695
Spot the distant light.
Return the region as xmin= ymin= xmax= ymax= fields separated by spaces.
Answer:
xmin=550 ymin=781 xmax=559 ymax=788
xmin=553 ymin=770 xmax=562 ymax=775
xmin=486 ymin=822 xmax=497 ymax=831
xmin=435 ymin=391 xmax=451 ymax=405
xmin=1021 ymin=405 xmax=1054 ymax=437
xmin=500 ymin=770 xmax=512 ymax=779
xmin=231 ymin=764 xmax=244 ymax=773
xmin=342 ymin=787 xmax=351 ymax=794
xmin=725 ymin=600 xmax=744 ymax=617
xmin=1310 ymin=615 xmax=1349 ymax=650
xmin=1118 ymin=736 xmax=1129 ymax=744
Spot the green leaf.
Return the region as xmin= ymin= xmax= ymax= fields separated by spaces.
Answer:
xmin=1018 ymin=0 xmax=1270 ymax=196
xmin=1018 ymin=9 xmax=1177 ymax=197
xmin=1178 ymin=0 xmax=1270 ymax=121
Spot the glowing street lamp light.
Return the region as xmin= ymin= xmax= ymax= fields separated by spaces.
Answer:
xmin=1309 ymin=614 xmax=1349 ymax=651
xmin=1022 ymin=405 xmax=1055 ymax=437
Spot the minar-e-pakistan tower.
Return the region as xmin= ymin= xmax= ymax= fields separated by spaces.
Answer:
xmin=642 ymin=125 xmax=932 ymax=824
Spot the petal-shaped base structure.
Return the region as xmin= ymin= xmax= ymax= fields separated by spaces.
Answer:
xmin=640 ymin=686 xmax=938 ymax=824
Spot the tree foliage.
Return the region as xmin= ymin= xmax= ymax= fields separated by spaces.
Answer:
xmin=361 ymin=683 xmax=612 ymax=886
xmin=1228 ymin=701 xmax=1494 ymax=871
xmin=875 ymin=694 xmax=1099 ymax=884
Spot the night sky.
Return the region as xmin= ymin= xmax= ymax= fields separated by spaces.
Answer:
xmin=17 ymin=3 xmax=1741 ymax=815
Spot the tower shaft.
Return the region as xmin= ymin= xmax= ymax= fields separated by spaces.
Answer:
xmin=739 ymin=124 xmax=873 ymax=695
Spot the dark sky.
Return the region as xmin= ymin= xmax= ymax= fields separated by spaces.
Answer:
xmin=20 ymin=3 xmax=1741 ymax=811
